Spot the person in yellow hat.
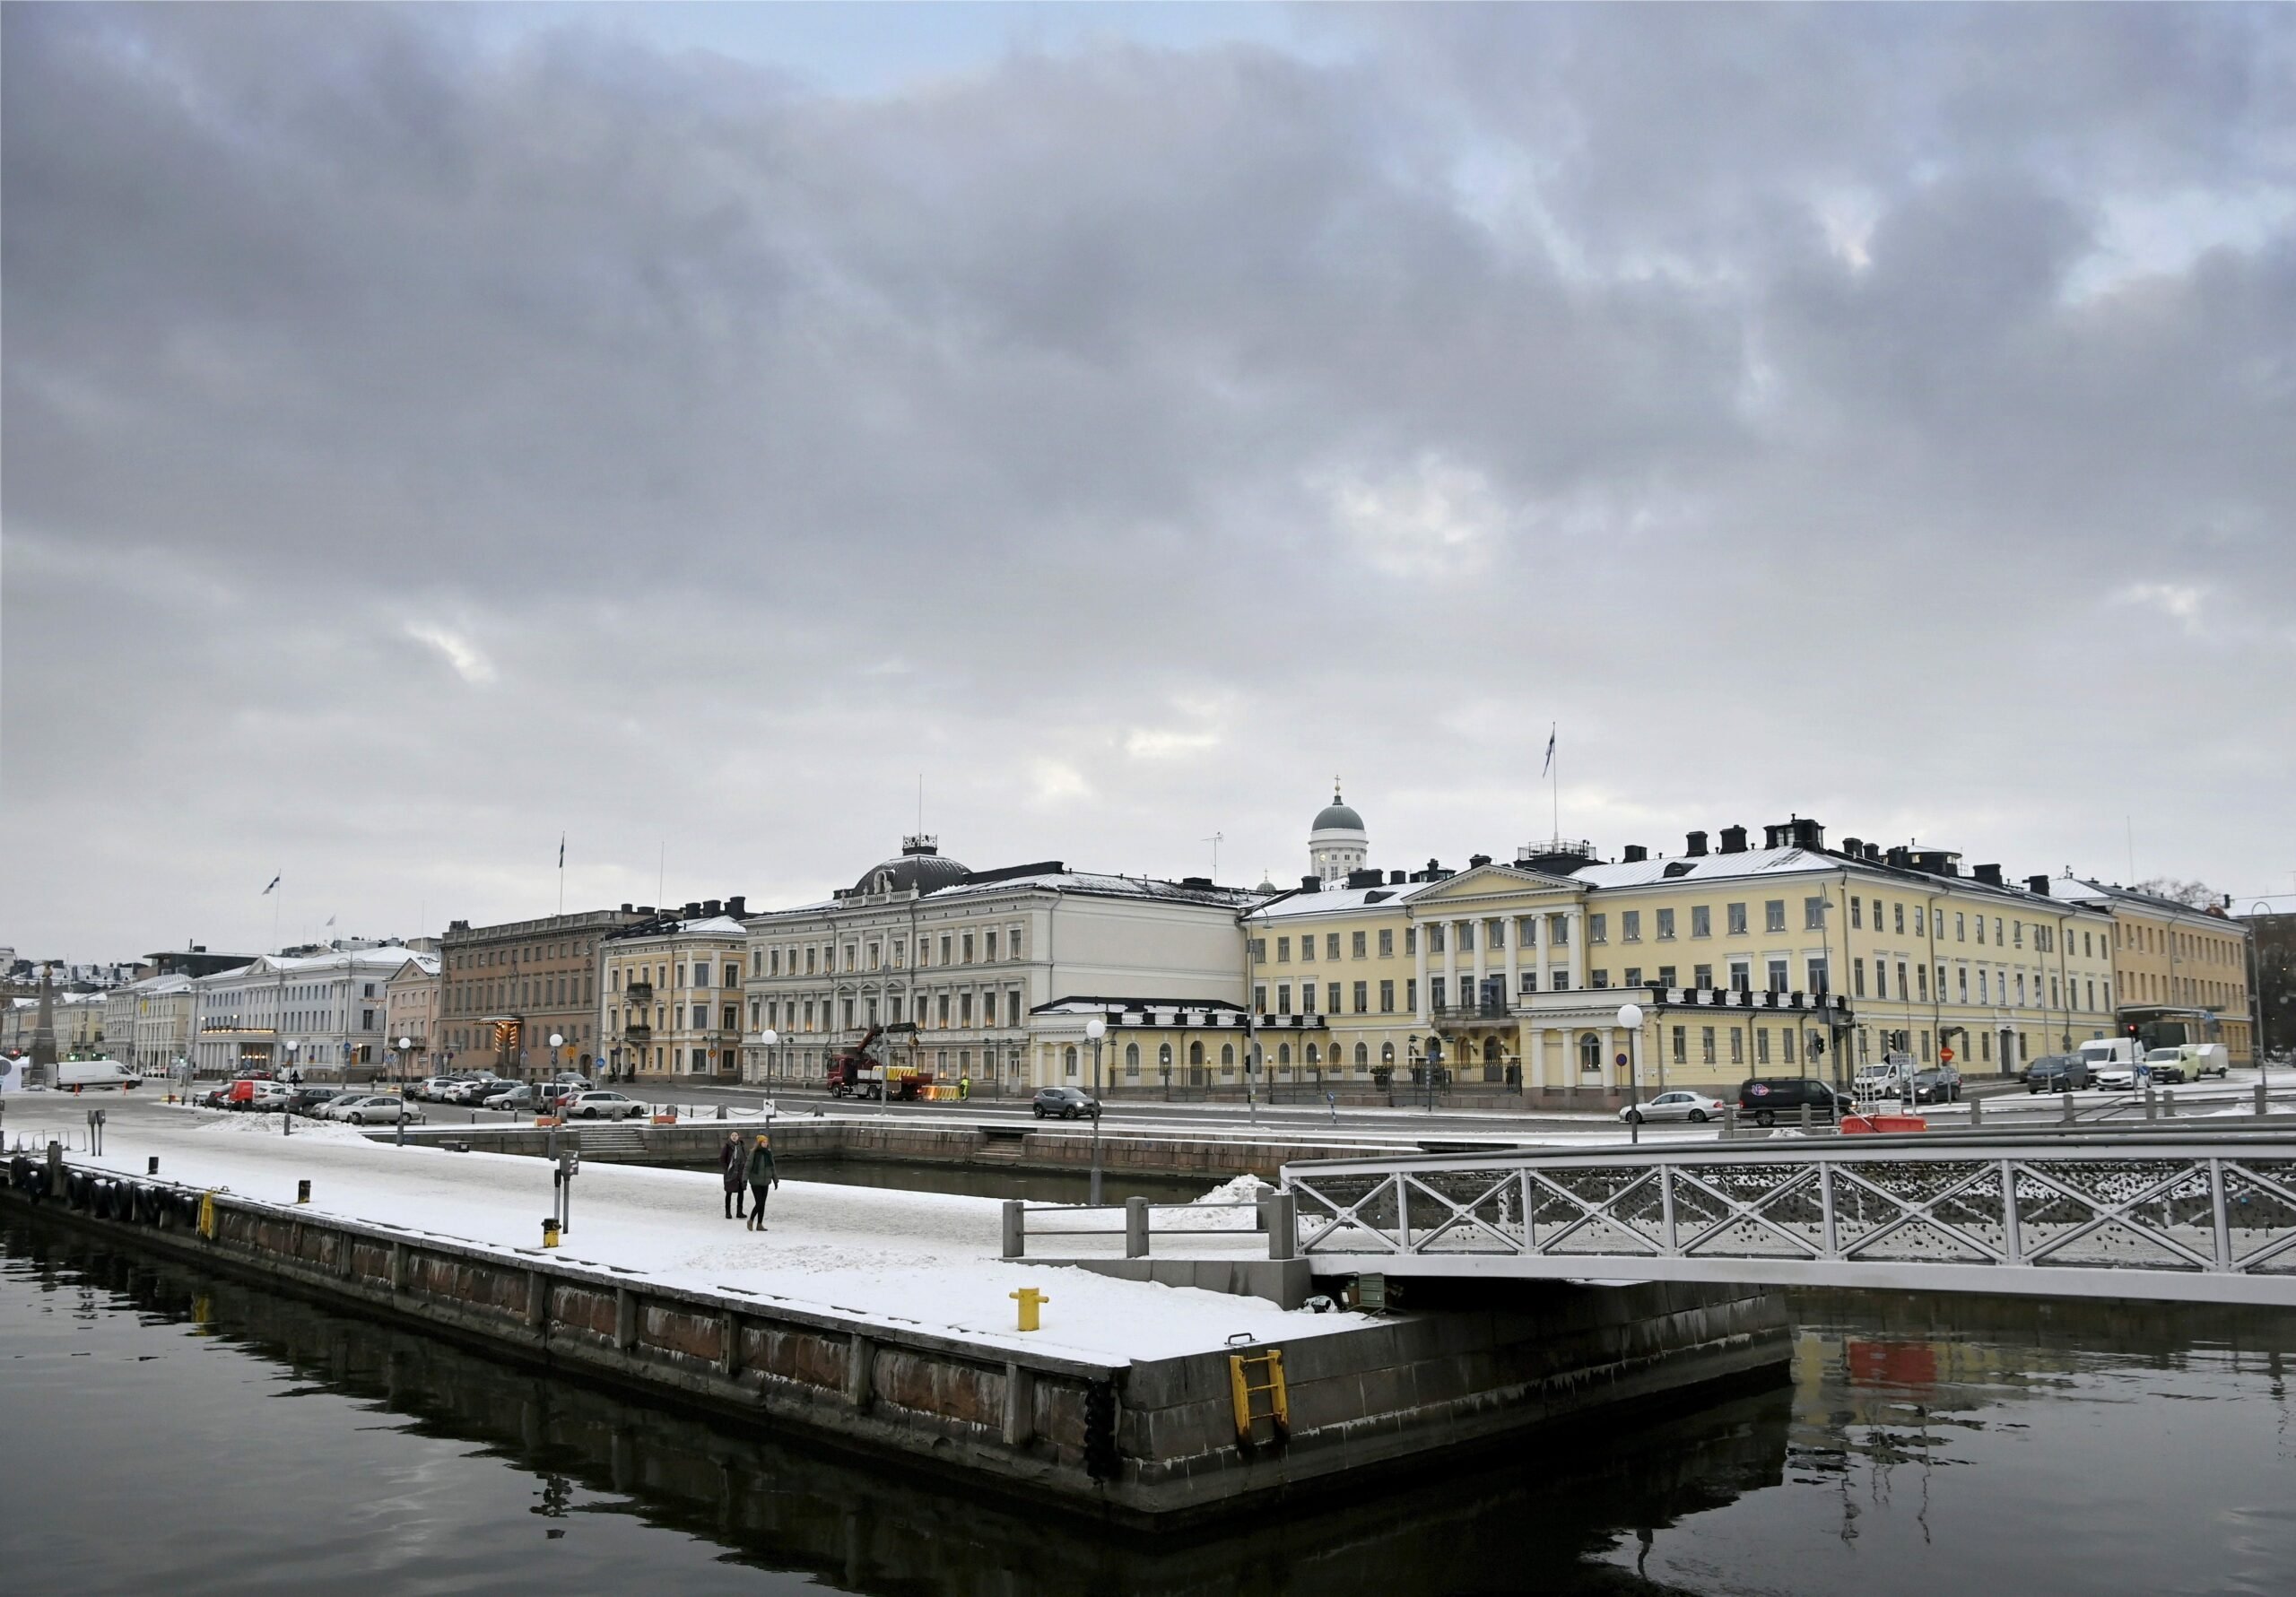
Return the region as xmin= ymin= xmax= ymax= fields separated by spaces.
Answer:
xmin=744 ymin=1132 xmax=779 ymax=1231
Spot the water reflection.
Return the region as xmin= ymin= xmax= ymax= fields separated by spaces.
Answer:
xmin=7 ymin=1217 xmax=2296 ymax=1596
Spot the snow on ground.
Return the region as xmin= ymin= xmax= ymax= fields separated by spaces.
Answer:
xmin=41 ymin=1098 xmax=1368 ymax=1364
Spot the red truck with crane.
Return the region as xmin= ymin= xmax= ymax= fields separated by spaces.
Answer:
xmin=824 ymin=1024 xmax=931 ymax=1100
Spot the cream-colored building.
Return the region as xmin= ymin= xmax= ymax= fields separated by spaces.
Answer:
xmin=2051 ymin=879 xmax=2254 ymax=1063
xmin=739 ymin=838 xmax=1258 ymax=1092
xmin=189 ymin=946 xmax=424 ymax=1080
xmin=1242 ymin=801 xmax=2123 ymax=1104
xmin=383 ymin=955 xmax=443 ymax=1077
xmin=601 ymin=910 xmax=751 ymax=1083
xmin=102 ymin=973 xmax=198 ymax=1073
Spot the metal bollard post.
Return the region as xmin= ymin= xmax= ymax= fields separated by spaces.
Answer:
xmin=1799 ymin=1102 xmax=1812 ymax=1133
xmin=1970 ymin=1093 xmax=1984 ymax=1127
xmin=1125 ymin=1195 xmax=1150 ymax=1259
xmin=2163 ymin=1089 xmax=2177 ymax=1118
xmin=2258 ymin=1081 xmax=2270 ymax=1118
xmin=1721 ymin=1104 xmax=1737 ymax=1141
xmin=2061 ymin=1089 xmax=2075 ymax=1124
xmin=2144 ymin=1083 xmax=2158 ymax=1121
xmin=1001 ymin=1198 xmax=1025 ymax=1260
xmin=148 ymin=1156 xmax=160 ymax=1176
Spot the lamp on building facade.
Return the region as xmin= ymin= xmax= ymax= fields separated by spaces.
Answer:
xmin=1084 ymin=1016 xmax=1108 ymax=1204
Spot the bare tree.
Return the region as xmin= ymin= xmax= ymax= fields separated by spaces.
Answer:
xmin=2133 ymin=877 xmax=2221 ymax=909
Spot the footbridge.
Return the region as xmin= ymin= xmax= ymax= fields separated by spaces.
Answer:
xmin=1276 ymin=1126 xmax=2296 ymax=1307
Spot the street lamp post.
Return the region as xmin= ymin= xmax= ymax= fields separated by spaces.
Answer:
xmin=1617 ymin=1002 xmax=1645 ymax=1113
xmin=757 ymin=1029 xmax=778 ymax=1111
xmin=1085 ymin=1017 xmax=1108 ymax=1205
xmin=1423 ymin=1035 xmax=1442 ymax=1115
xmin=397 ymin=1036 xmax=413 ymax=1090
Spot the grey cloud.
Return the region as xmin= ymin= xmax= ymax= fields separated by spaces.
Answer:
xmin=4 ymin=3 xmax=2293 ymax=959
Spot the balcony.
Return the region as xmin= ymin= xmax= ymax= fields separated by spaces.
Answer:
xmin=623 ymin=1023 xmax=653 ymax=1044
xmin=1432 ymin=1003 xmax=1514 ymax=1024
xmin=624 ymin=982 xmax=655 ymax=1005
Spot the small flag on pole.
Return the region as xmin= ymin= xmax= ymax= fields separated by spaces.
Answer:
xmin=262 ymin=875 xmax=281 ymax=895
xmin=325 ymin=915 xmax=335 ymax=927
xmin=1542 ymin=726 xmax=1556 ymax=777
xmin=558 ymin=834 xmax=565 ymax=869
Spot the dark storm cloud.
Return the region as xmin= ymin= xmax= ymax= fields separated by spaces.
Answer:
xmin=4 ymin=3 xmax=2292 ymax=959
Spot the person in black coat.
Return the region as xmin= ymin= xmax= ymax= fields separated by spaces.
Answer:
xmin=744 ymin=1133 xmax=779 ymax=1231
xmin=719 ymin=1133 xmax=748 ymax=1219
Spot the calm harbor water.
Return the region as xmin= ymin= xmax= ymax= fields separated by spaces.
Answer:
xmin=4 ymin=1214 xmax=2294 ymax=1595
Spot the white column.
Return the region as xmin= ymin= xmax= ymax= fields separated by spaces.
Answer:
xmin=1472 ymin=917 xmax=1489 ymax=1004
xmin=1504 ymin=917 xmax=1521 ymax=1005
xmin=1414 ymin=922 xmax=1430 ymax=1023
xmin=1530 ymin=1027 xmax=1548 ymax=1095
xmin=1532 ymin=911 xmax=1548 ymax=991
xmin=1601 ymin=1025 xmax=1618 ymax=1090
xmin=1569 ymin=908 xmax=1587 ymax=991
xmin=1444 ymin=919 xmax=1460 ymax=1011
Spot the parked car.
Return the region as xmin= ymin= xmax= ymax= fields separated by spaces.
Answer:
xmin=480 ymin=1082 xmax=536 ymax=1112
xmin=1031 ymin=1086 xmax=1101 ymax=1121
xmin=563 ymin=1090 xmax=646 ymax=1121
xmin=2024 ymin=1055 xmax=2092 ymax=1093
xmin=1736 ymin=1078 xmax=1841 ymax=1126
xmin=2092 ymin=1063 xmax=2138 ymax=1091
xmin=410 ymin=1076 xmax=461 ymax=1102
xmin=326 ymin=1094 xmax=422 ymax=1125
xmin=287 ymin=1086 xmax=347 ymax=1116
xmin=2143 ymin=1047 xmax=2190 ymax=1086
xmin=1908 ymin=1066 xmax=1962 ymax=1105
xmin=226 ymin=1078 xmax=292 ymax=1112
xmin=442 ymin=1075 xmax=506 ymax=1105
xmin=1621 ymin=1090 xmax=1726 ymax=1125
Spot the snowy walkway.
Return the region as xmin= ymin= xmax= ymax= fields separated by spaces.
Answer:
xmin=17 ymin=1097 xmax=1366 ymax=1364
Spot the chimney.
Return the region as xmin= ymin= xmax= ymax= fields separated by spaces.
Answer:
xmin=1389 ymin=870 xmax=1406 ymax=885
xmin=726 ymin=895 xmax=746 ymax=917
xmin=1622 ymin=844 xmax=1648 ymax=864
xmin=1792 ymin=818 xmax=1825 ymax=852
xmin=1973 ymin=864 xmax=2003 ymax=887
xmin=1841 ymin=837 xmax=1863 ymax=857
xmin=1468 ymin=853 xmax=1492 ymax=868
xmin=704 ymin=898 xmax=723 ymax=917
xmin=2027 ymin=875 xmax=2051 ymax=896
xmin=1719 ymin=825 xmax=1749 ymax=855
xmin=1300 ymin=875 xmax=1323 ymax=893
xmin=1685 ymin=830 xmax=1709 ymax=857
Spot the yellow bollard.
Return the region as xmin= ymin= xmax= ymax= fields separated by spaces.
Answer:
xmin=542 ymin=1217 xmax=561 ymax=1249
xmin=296 ymin=1179 xmax=311 ymax=1205
xmin=1010 ymin=1286 xmax=1048 ymax=1332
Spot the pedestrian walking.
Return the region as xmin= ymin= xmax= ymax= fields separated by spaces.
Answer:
xmin=720 ymin=1132 xmax=748 ymax=1219
xmin=744 ymin=1133 xmax=778 ymax=1231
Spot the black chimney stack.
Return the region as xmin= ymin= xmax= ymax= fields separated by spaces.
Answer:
xmin=1622 ymin=844 xmax=1648 ymax=864
xmin=2026 ymin=875 xmax=2051 ymax=897
xmin=1686 ymin=830 xmax=1709 ymax=857
xmin=1719 ymin=824 xmax=1749 ymax=855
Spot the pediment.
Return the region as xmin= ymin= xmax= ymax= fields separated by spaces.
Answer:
xmin=1406 ymin=864 xmax=1583 ymax=907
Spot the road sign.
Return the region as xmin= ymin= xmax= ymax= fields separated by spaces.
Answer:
xmin=1940 ymin=1046 xmax=1955 ymax=1063
xmin=1615 ymin=1053 xmax=1629 ymax=1068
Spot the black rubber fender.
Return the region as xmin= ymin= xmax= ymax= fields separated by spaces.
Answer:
xmin=177 ymin=1190 xmax=202 ymax=1228
xmin=134 ymin=1185 xmax=161 ymax=1225
xmin=67 ymin=1170 xmax=93 ymax=1210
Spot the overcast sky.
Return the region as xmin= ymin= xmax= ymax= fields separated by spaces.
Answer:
xmin=6 ymin=4 xmax=2293 ymax=963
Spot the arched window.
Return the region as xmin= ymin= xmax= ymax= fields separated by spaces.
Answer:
xmin=1484 ymin=1037 xmax=1501 ymax=1063
xmin=1381 ymin=1041 xmax=1395 ymax=1064
xmin=1064 ymin=1045 xmax=1079 ymax=1077
xmin=1278 ymin=1042 xmax=1292 ymax=1065
xmin=1221 ymin=1042 xmax=1236 ymax=1070
xmin=1189 ymin=1041 xmax=1205 ymax=1066
xmin=1578 ymin=1031 xmax=1602 ymax=1073
xmin=1306 ymin=1043 xmax=1320 ymax=1067
xmin=1159 ymin=1042 xmax=1173 ymax=1073
xmin=1354 ymin=1042 xmax=1370 ymax=1070
xmin=1124 ymin=1042 xmax=1140 ymax=1078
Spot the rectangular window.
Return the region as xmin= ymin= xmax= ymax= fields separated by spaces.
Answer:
xmin=1327 ymin=933 xmax=1342 ymax=961
xmin=1352 ymin=931 xmax=1368 ymax=959
xmin=1955 ymin=913 xmax=1966 ymax=942
xmin=1657 ymin=908 xmax=1676 ymax=941
xmin=1850 ymin=897 xmax=1864 ymax=930
xmin=1957 ymin=967 xmax=1969 ymax=1002
xmin=1431 ymin=977 xmax=1447 ymax=1009
xmin=1277 ymin=937 xmax=1291 ymax=962
xmin=1456 ymin=924 xmax=1473 ymax=952
xmin=1854 ymin=959 xmax=1867 ymax=997
xmin=1804 ymin=897 xmax=1827 ymax=931
xmin=1327 ymin=983 xmax=1342 ymax=1013
xmin=1807 ymin=958 xmax=1829 ymax=994
xmin=1623 ymin=967 xmax=1642 ymax=987
xmin=1918 ymin=963 xmax=1929 ymax=1001
xmin=939 ymin=935 xmax=952 ymax=965
xmin=1405 ymin=978 xmax=1418 ymax=1011
xmin=1551 ymin=916 xmax=1570 ymax=947
xmin=1784 ymin=1027 xmax=1798 ymax=1064
xmin=1277 ymin=984 xmax=1292 ymax=1013
xmin=1765 ymin=900 xmax=1787 ymax=933
xmin=1894 ymin=902 xmax=1906 ymax=934
xmin=1657 ymin=965 xmax=1678 ymax=987
xmin=1692 ymin=905 xmax=1711 ymax=938
xmin=1672 ymin=1026 xmax=1688 ymax=1065
xmin=1301 ymin=935 xmax=1316 ymax=962
xmin=1727 ymin=902 xmax=1748 ymax=935
xmin=1729 ymin=959 xmax=1751 ymax=994
xmin=1693 ymin=963 xmax=1714 ymax=989
xmin=1730 ymin=1027 xmax=1744 ymax=1065
xmin=985 ymin=932 xmax=997 ymax=962
xmin=1975 ymin=916 xmax=1986 ymax=946
xmin=1378 ymin=929 xmax=1394 ymax=958
xmin=1767 ymin=959 xmax=1788 ymax=993
xmin=1701 ymin=1027 xmax=1717 ymax=1065
xmin=1589 ymin=913 xmax=1608 ymax=943
xmin=1251 ymin=938 xmax=1266 ymax=964
xmin=1255 ymin=985 xmax=1267 ymax=1011
xmin=1756 ymin=1027 xmax=1771 ymax=1064
xmin=1519 ymin=970 xmax=1538 ymax=994
xmin=1379 ymin=979 xmax=1395 ymax=1013
xmin=1622 ymin=910 xmax=1642 ymax=942
xmin=1489 ymin=920 xmax=1504 ymax=950
xmin=1405 ymin=928 xmax=1417 ymax=956
xmin=1352 ymin=981 xmax=1368 ymax=1013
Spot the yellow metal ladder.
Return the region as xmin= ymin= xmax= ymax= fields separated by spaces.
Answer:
xmin=1229 ymin=1347 xmax=1289 ymax=1448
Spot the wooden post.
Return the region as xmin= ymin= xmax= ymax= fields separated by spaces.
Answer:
xmin=1002 ymin=1361 xmax=1036 ymax=1446
xmin=614 ymin=1286 xmax=638 ymax=1350
xmin=847 ymin=1332 xmax=876 ymax=1412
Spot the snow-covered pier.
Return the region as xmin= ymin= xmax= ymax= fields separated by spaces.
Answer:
xmin=3 ymin=1098 xmax=1788 ymax=1523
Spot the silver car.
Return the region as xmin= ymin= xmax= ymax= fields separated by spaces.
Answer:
xmin=1620 ymin=1090 xmax=1726 ymax=1125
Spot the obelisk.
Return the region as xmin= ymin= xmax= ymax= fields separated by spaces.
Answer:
xmin=26 ymin=961 xmax=58 ymax=1089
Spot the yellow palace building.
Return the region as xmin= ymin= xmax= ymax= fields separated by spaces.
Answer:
xmin=1242 ymin=793 xmax=2125 ymax=1106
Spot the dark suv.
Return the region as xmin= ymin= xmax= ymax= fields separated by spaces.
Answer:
xmin=2023 ymin=1055 xmax=2092 ymax=1093
xmin=1737 ymin=1078 xmax=1842 ymax=1126
xmin=1031 ymin=1086 xmax=1101 ymax=1121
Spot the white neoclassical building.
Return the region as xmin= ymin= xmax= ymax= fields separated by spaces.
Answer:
xmin=739 ymin=837 xmax=1263 ymax=1091
xmin=190 ymin=945 xmax=426 ymax=1081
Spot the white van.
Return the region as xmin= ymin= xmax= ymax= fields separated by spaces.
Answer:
xmin=54 ymin=1059 xmax=140 ymax=1090
xmin=2077 ymin=1038 xmax=2139 ymax=1068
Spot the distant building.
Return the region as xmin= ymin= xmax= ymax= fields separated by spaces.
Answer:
xmin=141 ymin=946 xmax=260 ymax=980
xmin=103 ymin=972 xmax=200 ymax=1073
xmin=189 ymin=946 xmax=427 ymax=1080
xmin=2051 ymin=879 xmax=2256 ymax=1063
xmin=437 ymin=908 xmax=647 ymax=1080
xmin=383 ymin=954 xmax=443 ymax=1077
xmin=600 ymin=906 xmax=752 ymax=1084
xmin=739 ymin=837 xmax=1262 ymax=1091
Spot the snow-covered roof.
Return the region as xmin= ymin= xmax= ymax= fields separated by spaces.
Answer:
xmin=1245 ymin=882 xmax=1415 ymax=920
xmin=1570 ymin=845 xmax=1839 ymax=890
xmin=747 ymin=870 xmax=1264 ymax=924
xmin=2055 ymin=878 xmax=2240 ymax=924
xmin=386 ymin=954 xmax=442 ymax=979
xmin=192 ymin=946 xmax=429 ymax=985
xmin=607 ymin=914 xmax=748 ymax=942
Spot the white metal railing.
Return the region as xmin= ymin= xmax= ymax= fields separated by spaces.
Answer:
xmin=1001 ymin=1197 xmax=1284 ymax=1261
xmin=1277 ymin=1129 xmax=2296 ymax=1306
